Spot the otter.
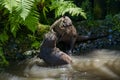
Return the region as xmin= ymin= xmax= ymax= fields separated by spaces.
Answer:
xmin=50 ymin=16 xmax=113 ymax=54
xmin=50 ymin=16 xmax=89 ymax=54
xmin=38 ymin=32 xmax=72 ymax=66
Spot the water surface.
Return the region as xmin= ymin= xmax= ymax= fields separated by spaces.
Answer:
xmin=0 ymin=49 xmax=120 ymax=80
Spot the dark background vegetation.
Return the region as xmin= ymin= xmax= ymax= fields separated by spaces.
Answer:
xmin=0 ymin=0 xmax=120 ymax=66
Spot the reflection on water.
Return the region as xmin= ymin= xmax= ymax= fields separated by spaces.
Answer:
xmin=0 ymin=49 xmax=120 ymax=80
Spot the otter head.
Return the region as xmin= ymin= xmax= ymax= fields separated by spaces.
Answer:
xmin=58 ymin=16 xmax=73 ymax=30
xmin=43 ymin=32 xmax=57 ymax=48
xmin=62 ymin=16 xmax=72 ymax=27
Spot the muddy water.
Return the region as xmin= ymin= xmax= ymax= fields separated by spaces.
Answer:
xmin=0 ymin=49 xmax=120 ymax=80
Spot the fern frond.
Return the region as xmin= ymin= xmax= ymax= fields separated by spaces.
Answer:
xmin=16 ymin=0 xmax=35 ymax=20
xmin=23 ymin=10 xmax=39 ymax=33
xmin=50 ymin=0 xmax=87 ymax=19
xmin=62 ymin=8 xmax=87 ymax=19
xmin=0 ymin=0 xmax=18 ymax=13
xmin=1 ymin=0 xmax=37 ymax=21
xmin=1 ymin=0 xmax=39 ymax=34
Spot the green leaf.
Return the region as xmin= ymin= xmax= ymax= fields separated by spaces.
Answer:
xmin=3 ymin=0 xmax=18 ymax=13
xmin=62 ymin=8 xmax=87 ymax=19
xmin=31 ymin=41 xmax=40 ymax=49
xmin=0 ymin=32 xmax=9 ymax=43
xmin=23 ymin=10 xmax=39 ymax=33
xmin=16 ymin=0 xmax=35 ymax=20
xmin=0 ymin=47 xmax=8 ymax=65
xmin=50 ymin=0 xmax=86 ymax=19
xmin=10 ymin=24 xmax=20 ymax=37
xmin=42 ymin=7 xmax=48 ymax=20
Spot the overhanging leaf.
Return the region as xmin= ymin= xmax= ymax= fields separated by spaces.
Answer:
xmin=50 ymin=0 xmax=86 ymax=19
xmin=16 ymin=0 xmax=35 ymax=20
xmin=3 ymin=0 xmax=18 ymax=13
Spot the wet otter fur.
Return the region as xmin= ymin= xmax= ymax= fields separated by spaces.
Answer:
xmin=38 ymin=32 xmax=72 ymax=66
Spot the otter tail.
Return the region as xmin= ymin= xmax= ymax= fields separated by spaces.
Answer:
xmin=76 ymin=29 xmax=116 ymax=42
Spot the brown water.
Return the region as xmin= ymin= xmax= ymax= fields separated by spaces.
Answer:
xmin=0 ymin=49 xmax=120 ymax=80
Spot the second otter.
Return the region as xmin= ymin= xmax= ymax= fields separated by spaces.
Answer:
xmin=38 ymin=32 xmax=72 ymax=66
